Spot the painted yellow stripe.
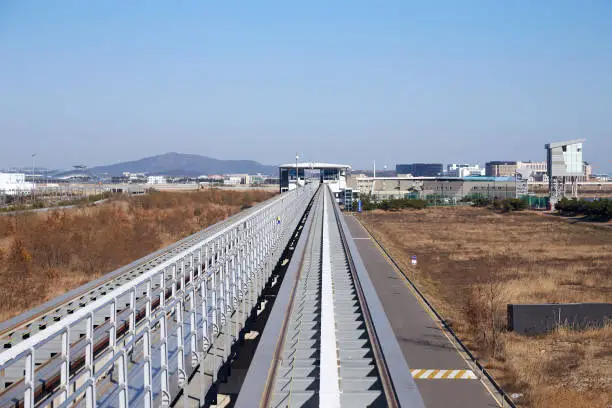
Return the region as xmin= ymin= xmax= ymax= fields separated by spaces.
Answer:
xmin=351 ymin=216 xmax=503 ymax=407
xmin=411 ymin=369 xmax=477 ymax=380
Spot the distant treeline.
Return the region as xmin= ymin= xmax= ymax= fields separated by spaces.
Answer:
xmin=555 ymin=198 xmax=612 ymax=220
xmin=467 ymin=197 xmax=528 ymax=212
xmin=354 ymin=197 xmax=428 ymax=211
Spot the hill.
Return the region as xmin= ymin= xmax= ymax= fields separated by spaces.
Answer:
xmin=89 ymin=153 xmax=277 ymax=177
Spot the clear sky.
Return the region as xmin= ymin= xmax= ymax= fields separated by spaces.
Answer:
xmin=1 ymin=1 xmax=611 ymax=172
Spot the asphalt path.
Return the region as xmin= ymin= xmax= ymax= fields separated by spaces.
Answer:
xmin=344 ymin=215 xmax=501 ymax=408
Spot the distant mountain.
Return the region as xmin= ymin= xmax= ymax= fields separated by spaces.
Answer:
xmin=89 ymin=153 xmax=278 ymax=177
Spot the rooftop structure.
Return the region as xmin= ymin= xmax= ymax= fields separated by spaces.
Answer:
xmin=446 ymin=164 xmax=485 ymax=177
xmin=396 ymin=163 xmax=443 ymax=177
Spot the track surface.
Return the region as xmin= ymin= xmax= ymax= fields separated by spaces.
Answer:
xmin=344 ymin=215 xmax=500 ymax=408
xmin=235 ymin=187 xmax=425 ymax=408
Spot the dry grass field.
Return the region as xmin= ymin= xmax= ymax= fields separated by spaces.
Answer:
xmin=358 ymin=207 xmax=611 ymax=408
xmin=0 ymin=189 xmax=275 ymax=322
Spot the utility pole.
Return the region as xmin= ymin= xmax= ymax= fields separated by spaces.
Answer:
xmin=295 ymin=153 xmax=299 ymax=188
xmin=31 ymin=153 xmax=36 ymax=181
xmin=31 ymin=153 xmax=36 ymax=200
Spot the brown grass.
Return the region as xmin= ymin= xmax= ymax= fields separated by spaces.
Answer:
xmin=0 ymin=189 xmax=275 ymax=322
xmin=358 ymin=207 xmax=611 ymax=408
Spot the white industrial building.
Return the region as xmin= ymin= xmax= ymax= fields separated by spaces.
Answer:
xmin=446 ymin=164 xmax=485 ymax=177
xmin=225 ymin=174 xmax=250 ymax=185
xmin=545 ymin=139 xmax=586 ymax=203
xmin=0 ymin=173 xmax=35 ymax=195
xmin=517 ymin=161 xmax=548 ymax=182
xmin=223 ymin=176 xmax=243 ymax=185
xmin=146 ymin=175 xmax=167 ymax=185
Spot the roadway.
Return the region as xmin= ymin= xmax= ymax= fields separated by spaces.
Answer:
xmin=343 ymin=215 xmax=501 ymax=408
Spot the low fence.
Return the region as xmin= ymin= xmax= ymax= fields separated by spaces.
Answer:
xmin=507 ymin=303 xmax=612 ymax=335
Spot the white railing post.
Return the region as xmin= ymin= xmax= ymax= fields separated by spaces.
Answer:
xmin=175 ymin=296 xmax=186 ymax=388
xmin=143 ymin=278 xmax=153 ymax=408
xmin=201 ymin=272 xmax=209 ymax=352
xmin=118 ymin=351 xmax=128 ymax=408
xmin=189 ymin=258 xmax=198 ymax=367
xmin=159 ymin=268 xmax=171 ymax=407
xmin=24 ymin=348 xmax=35 ymax=408
xmin=58 ymin=327 xmax=70 ymax=403
xmin=85 ymin=313 xmax=95 ymax=408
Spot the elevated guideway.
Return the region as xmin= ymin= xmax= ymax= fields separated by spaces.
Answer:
xmin=0 ymin=182 xmax=508 ymax=408
xmin=0 ymin=185 xmax=317 ymax=408
xmin=233 ymin=186 xmax=425 ymax=408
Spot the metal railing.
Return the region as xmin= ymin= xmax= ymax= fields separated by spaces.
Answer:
xmin=0 ymin=184 xmax=317 ymax=408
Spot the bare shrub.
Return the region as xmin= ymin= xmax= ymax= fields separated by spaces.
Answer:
xmin=464 ymin=269 xmax=506 ymax=359
xmin=0 ymin=189 xmax=275 ymax=321
xmin=360 ymin=207 xmax=612 ymax=407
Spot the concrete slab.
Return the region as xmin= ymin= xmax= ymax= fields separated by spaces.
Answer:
xmin=343 ymin=215 xmax=501 ymax=408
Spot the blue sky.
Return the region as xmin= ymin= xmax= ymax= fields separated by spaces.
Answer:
xmin=1 ymin=1 xmax=611 ymax=172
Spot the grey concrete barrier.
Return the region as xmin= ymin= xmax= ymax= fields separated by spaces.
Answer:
xmin=508 ymin=303 xmax=612 ymax=335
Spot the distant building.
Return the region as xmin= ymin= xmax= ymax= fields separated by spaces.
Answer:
xmin=446 ymin=164 xmax=485 ymax=177
xmin=485 ymin=161 xmax=517 ymax=177
xmin=545 ymin=139 xmax=587 ymax=202
xmin=517 ymin=161 xmax=546 ymax=173
xmin=583 ymin=162 xmax=592 ymax=180
xmin=249 ymin=174 xmax=266 ymax=184
xmin=395 ymin=163 xmax=443 ymax=177
xmin=146 ymin=176 xmax=167 ymax=185
xmin=224 ymin=174 xmax=249 ymax=185
xmin=224 ymin=175 xmax=243 ymax=185
xmin=54 ymin=165 xmax=93 ymax=181
xmin=517 ymin=161 xmax=547 ymax=182
xmin=352 ymin=175 xmax=521 ymax=201
xmin=0 ymin=173 xmax=35 ymax=195
xmin=590 ymin=174 xmax=609 ymax=182
xmin=122 ymin=172 xmax=147 ymax=183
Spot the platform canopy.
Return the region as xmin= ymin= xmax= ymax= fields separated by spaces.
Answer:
xmin=278 ymin=162 xmax=351 ymax=170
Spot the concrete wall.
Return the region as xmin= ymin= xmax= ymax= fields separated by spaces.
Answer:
xmin=507 ymin=303 xmax=612 ymax=335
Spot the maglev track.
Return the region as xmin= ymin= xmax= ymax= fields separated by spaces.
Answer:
xmin=271 ymin=187 xmax=385 ymax=406
xmin=0 ymin=185 xmax=425 ymax=408
xmin=236 ymin=186 xmax=424 ymax=408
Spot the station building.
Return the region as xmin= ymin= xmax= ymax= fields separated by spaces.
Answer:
xmin=279 ymin=162 xmax=352 ymax=204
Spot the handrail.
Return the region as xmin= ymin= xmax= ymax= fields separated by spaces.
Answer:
xmin=0 ymin=184 xmax=318 ymax=408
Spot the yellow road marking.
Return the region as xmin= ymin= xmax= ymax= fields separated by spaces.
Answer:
xmin=348 ymin=215 xmax=504 ymax=407
xmin=411 ymin=369 xmax=477 ymax=379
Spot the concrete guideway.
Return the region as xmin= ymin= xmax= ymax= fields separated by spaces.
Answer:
xmin=236 ymin=186 xmax=425 ymax=408
xmin=0 ymin=181 xmax=510 ymax=408
xmin=343 ymin=215 xmax=502 ymax=408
